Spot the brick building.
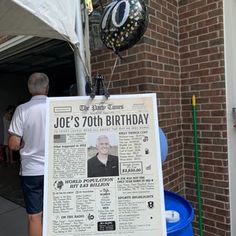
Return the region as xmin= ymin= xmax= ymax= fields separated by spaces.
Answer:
xmin=0 ymin=0 xmax=235 ymax=235
xmin=90 ymin=1 xmax=233 ymax=235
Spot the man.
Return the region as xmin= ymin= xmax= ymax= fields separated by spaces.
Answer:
xmin=8 ymin=72 xmax=49 ymax=236
xmin=88 ymin=135 xmax=119 ymax=177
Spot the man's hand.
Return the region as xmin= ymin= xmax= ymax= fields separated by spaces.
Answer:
xmin=8 ymin=135 xmax=22 ymax=151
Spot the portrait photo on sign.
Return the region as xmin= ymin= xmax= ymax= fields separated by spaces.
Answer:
xmin=87 ymin=132 xmax=119 ymax=178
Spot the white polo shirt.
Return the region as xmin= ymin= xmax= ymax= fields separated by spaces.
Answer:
xmin=9 ymin=95 xmax=47 ymax=176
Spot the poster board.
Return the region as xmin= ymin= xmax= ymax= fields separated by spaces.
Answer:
xmin=43 ymin=93 xmax=166 ymax=236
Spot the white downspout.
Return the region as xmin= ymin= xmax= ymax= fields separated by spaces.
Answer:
xmin=223 ymin=0 xmax=236 ymax=235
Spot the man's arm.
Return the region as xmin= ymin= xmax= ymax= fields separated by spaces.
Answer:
xmin=8 ymin=134 xmax=22 ymax=151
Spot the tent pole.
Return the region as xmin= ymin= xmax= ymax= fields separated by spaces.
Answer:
xmin=74 ymin=0 xmax=86 ymax=96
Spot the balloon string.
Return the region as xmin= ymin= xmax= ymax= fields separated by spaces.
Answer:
xmin=107 ymin=57 xmax=118 ymax=91
xmin=115 ymin=51 xmax=126 ymax=61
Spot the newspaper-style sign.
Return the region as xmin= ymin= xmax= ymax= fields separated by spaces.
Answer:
xmin=43 ymin=93 xmax=166 ymax=236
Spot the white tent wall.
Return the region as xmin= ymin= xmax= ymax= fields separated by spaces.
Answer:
xmin=0 ymin=0 xmax=78 ymax=44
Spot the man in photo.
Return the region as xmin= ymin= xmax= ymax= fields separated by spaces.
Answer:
xmin=87 ymin=135 xmax=119 ymax=177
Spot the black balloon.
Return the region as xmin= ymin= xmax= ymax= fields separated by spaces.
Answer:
xmin=100 ymin=0 xmax=148 ymax=52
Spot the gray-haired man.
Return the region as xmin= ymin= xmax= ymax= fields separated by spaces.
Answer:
xmin=8 ymin=72 xmax=49 ymax=236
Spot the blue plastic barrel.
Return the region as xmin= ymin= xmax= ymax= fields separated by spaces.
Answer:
xmin=164 ymin=191 xmax=194 ymax=236
xmin=159 ymin=127 xmax=168 ymax=163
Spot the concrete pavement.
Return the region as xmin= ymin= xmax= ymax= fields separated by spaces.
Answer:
xmin=0 ymin=196 xmax=27 ymax=236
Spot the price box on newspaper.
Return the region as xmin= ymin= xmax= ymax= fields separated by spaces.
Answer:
xmin=43 ymin=93 xmax=167 ymax=236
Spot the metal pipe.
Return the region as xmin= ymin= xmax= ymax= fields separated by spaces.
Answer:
xmin=192 ymin=95 xmax=204 ymax=236
xmin=74 ymin=0 xmax=86 ymax=96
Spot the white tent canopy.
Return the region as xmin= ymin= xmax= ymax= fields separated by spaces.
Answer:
xmin=0 ymin=0 xmax=90 ymax=95
xmin=0 ymin=0 xmax=79 ymax=44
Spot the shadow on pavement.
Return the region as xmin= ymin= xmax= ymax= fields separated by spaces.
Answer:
xmin=0 ymin=160 xmax=25 ymax=207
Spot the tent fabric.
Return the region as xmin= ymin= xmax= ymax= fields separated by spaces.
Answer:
xmin=0 ymin=0 xmax=79 ymax=44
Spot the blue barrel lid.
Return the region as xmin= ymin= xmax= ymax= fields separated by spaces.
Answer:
xmin=164 ymin=190 xmax=194 ymax=234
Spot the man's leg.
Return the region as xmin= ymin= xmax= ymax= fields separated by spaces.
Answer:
xmin=28 ymin=212 xmax=43 ymax=236
xmin=21 ymin=176 xmax=44 ymax=236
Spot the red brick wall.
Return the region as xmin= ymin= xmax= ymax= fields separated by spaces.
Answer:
xmin=91 ymin=0 xmax=184 ymax=193
xmin=91 ymin=0 xmax=230 ymax=235
xmin=179 ymin=0 xmax=230 ymax=235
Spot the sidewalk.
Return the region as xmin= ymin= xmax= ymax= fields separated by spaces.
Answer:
xmin=0 ymin=157 xmax=27 ymax=235
xmin=0 ymin=196 xmax=27 ymax=235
